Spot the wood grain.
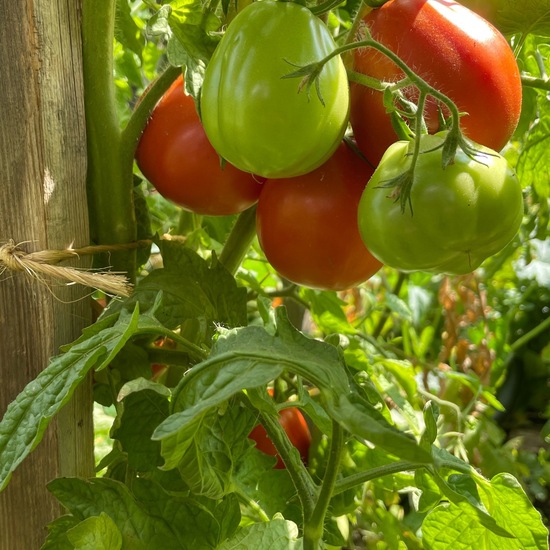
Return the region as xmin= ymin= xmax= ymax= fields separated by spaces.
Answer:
xmin=0 ymin=0 xmax=94 ymax=547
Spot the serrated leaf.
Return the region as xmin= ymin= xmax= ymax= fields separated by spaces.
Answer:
xmin=234 ymin=450 xmax=299 ymax=520
xmin=176 ymin=400 xmax=256 ymax=498
xmin=0 ymin=306 xmax=139 ymax=492
xmin=41 ymin=515 xmax=80 ymax=550
xmin=414 ymin=468 xmax=441 ymax=514
xmin=112 ymin=384 xmax=170 ymax=471
xmin=66 ymin=513 xmax=122 ymax=550
xmin=517 ymin=116 xmax=550 ymax=200
xmin=115 ymin=0 xmax=144 ymax=57
xmin=430 ymin=469 xmax=513 ymax=538
xmin=300 ymin=288 xmax=351 ymax=334
xmin=384 ymin=292 xmax=413 ymax=322
xmin=423 ymin=473 xmax=549 ymax=549
xmin=116 ymin=242 xmax=247 ymax=339
xmin=153 ymin=308 xmax=432 ymax=469
xmin=48 ymin=477 xmax=240 ymax=549
xmin=219 ymin=515 xmax=303 ymax=550
xmin=496 ymin=0 xmax=550 ymax=37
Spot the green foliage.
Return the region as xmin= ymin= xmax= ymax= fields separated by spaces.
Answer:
xmin=2 ymin=0 xmax=550 ymax=548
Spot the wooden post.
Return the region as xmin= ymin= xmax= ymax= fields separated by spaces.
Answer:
xmin=0 ymin=1 xmax=94 ymax=548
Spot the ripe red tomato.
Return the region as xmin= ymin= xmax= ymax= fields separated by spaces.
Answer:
xmin=350 ymin=0 xmax=522 ymax=166
xmin=256 ymin=142 xmax=383 ymax=291
xmin=249 ymin=406 xmax=311 ymax=469
xmin=136 ymin=75 xmax=264 ymax=216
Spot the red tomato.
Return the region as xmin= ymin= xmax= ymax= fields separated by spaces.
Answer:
xmin=350 ymin=0 xmax=522 ymax=165
xmin=136 ymin=75 xmax=264 ymax=216
xmin=256 ymin=142 xmax=383 ymax=291
xmin=249 ymin=406 xmax=311 ymax=469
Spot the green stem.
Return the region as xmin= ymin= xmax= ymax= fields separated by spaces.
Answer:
xmin=218 ymin=205 xmax=258 ymax=276
xmin=135 ymin=327 xmax=208 ymax=363
xmin=121 ymin=64 xmax=182 ymax=166
xmin=235 ymin=490 xmax=270 ymax=522
xmin=511 ymin=314 xmax=550 ymax=352
xmin=175 ymin=210 xmax=201 ymax=236
xmin=310 ymin=0 xmax=351 ymax=16
xmin=147 ymin=348 xmax=196 ymax=367
xmin=333 ymin=461 xmax=424 ymax=495
xmin=323 ymin=39 xmax=463 ymax=131
xmin=82 ymin=0 xmax=137 ymax=280
xmin=521 ymin=74 xmax=550 ymax=91
xmin=303 ymin=421 xmax=345 ymax=550
xmin=372 ymin=272 xmax=407 ymax=338
xmin=259 ymin=409 xmax=318 ymax=520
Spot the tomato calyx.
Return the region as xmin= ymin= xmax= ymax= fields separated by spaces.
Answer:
xmin=377 ymin=129 xmax=500 ymax=214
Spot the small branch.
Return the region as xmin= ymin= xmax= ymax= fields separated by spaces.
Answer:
xmin=372 ymin=272 xmax=407 ymax=338
xmin=303 ymin=421 xmax=345 ymax=549
xmin=521 ymin=74 xmax=550 ymax=91
xmin=121 ymin=64 xmax=182 ymax=167
xmin=510 ymin=314 xmax=550 ymax=352
xmin=218 ymin=205 xmax=258 ymax=276
xmin=333 ymin=461 xmax=424 ymax=495
xmin=258 ymin=408 xmax=318 ymax=520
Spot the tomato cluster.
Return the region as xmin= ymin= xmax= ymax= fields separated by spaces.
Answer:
xmin=136 ymin=0 xmax=524 ymax=286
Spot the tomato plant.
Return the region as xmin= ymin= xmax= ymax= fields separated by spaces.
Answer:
xmin=200 ymin=0 xmax=350 ymax=179
xmin=136 ymin=75 xmax=264 ymax=216
xmin=249 ymin=403 xmax=311 ymax=469
xmin=358 ymin=133 xmax=524 ymax=274
xmin=4 ymin=0 xmax=550 ymax=547
xmin=256 ymin=141 xmax=383 ymax=290
xmin=350 ymin=0 xmax=522 ymax=165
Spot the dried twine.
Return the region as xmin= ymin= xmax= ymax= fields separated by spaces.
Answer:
xmin=0 ymin=240 xmax=151 ymax=297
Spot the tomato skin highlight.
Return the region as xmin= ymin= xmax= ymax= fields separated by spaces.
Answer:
xmin=136 ymin=75 xmax=264 ymax=216
xmin=357 ymin=133 xmax=524 ymax=275
xmin=200 ymin=0 xmax=350 ymax=179
xmin=256 ymin=142 xmax=383 ymax=291
xmin=350 ymin=0 xmax=522 ymax=166
xmin=249 ymin=406 xmax=312 ymax=469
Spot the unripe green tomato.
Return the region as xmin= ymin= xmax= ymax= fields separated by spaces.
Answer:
xmin=357 ymin=133 xmax=523 ymax=275
xmin=200 ymin=0 xmax=350 ymax=179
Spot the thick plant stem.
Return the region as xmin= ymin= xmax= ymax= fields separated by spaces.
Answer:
xmin=219 ymin=204 xmax=258 ymax=276
xmin=82 ymin=0 xmax=137 ymax=280
xmin=303 ymin=420 xmax=345 ymax=550
xmin=259 ymin=410 xmax=318 ymax=521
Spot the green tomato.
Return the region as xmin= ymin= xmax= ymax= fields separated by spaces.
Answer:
xmin=200 ymin=0 xmax=349 ymax=179
xmin=357 ymin=133 xmax=523 ymax=275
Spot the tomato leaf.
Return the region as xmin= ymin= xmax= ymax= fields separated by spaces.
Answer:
xmin=218 ymin=514 xmax=303 ymax=550
xmin=115 ymin=0 xmax=144 ymax=57
xmin=114 ymin=241 xmax=248 ymax=338
xmin=495 ymin=0 xmax=550 ymax=37
xmin=46 ymin=477 xmax=240 ymax=549
xmin=153 ymin=308 xmax=432 ymax=469
xmin=0 ymin=307 xmax=140 ymax=493
xmin=174 ymin=400 xmax=257 ymax=499
xmin=422 ymin=473 xmax=549 ymax=549
xmin=41 ymin=515 xmax=81 ymax=550
xmin=66 ymin=512 xmax=123 ymax=550
xmin=111 ymin=382 xmax=170 ymax=472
